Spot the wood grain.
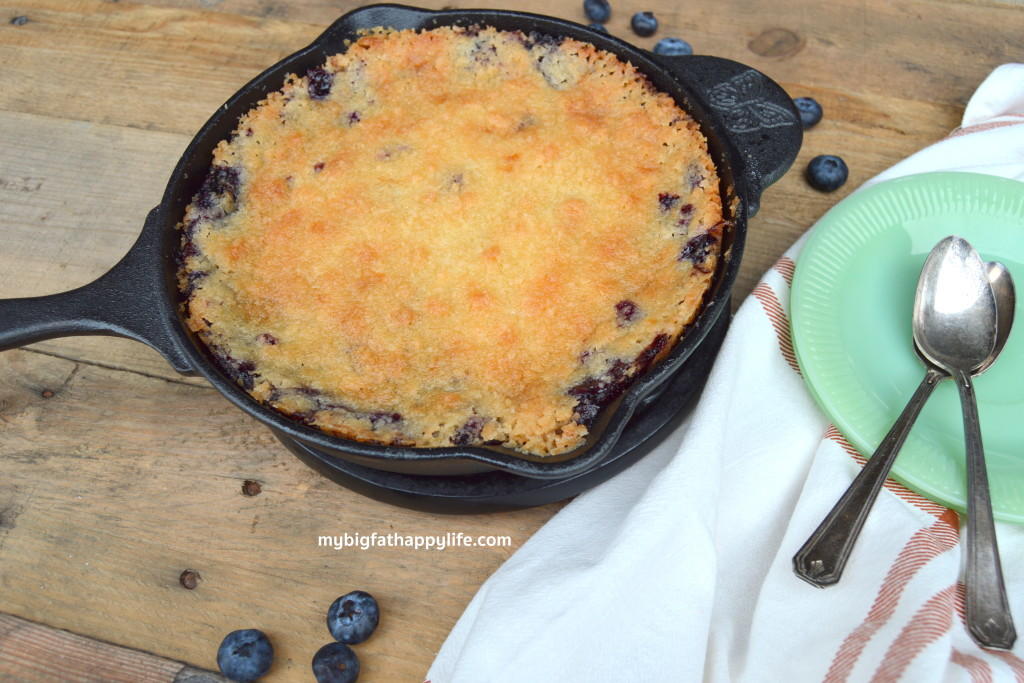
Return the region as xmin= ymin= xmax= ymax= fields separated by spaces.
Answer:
xmin=0 ymin=0 xmax=1022 ymax=680
xmin=0 ymin=348 xmax=559 ymax=680
xmin=0 ymin=613 xmax=221 ymax=682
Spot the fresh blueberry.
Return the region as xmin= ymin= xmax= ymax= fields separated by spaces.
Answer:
xmin=216 ymin=629 xmax=273 ymax=682
xmin=583 ymin=0 xmax=611 ymax=23
xmin=793 ymin=97 xmax=823 ymax=129
xmin=653 ymin=37 xmax=692 ymax=56
xmin=588 ymin=23 xmax=608 ymax=33
xmin=327 ymin=590 xmax=380 ymax=644
xmin=311 ymin=642 xmax=360 ymax=683
xmin=631 ymin=11 xmax=658 ymax=37
xmin=806 ymin=154 xmax=849 ymax=192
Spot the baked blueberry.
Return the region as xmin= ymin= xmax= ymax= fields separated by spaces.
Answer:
xmin=793 ymin=97 xmax=823 ymax=129
xmin=219 ymin=355 xmax=257 ymax=391
xmin=569 ymin=375 xmax=627 ymax=426
xmin=216 ymin=629 xmax=273 ymax=682
xmin=615 ymin=300 xmax=640 ymax=326
xmin=658 ymin=192 xmax=680 ymax=212
xmin=367 ymin=411 xmax=401 ymax=428
xmin=468 ymin=37 xmax=499 ymax=64
xmin=653 ymin=37 xmax=692 ymax=56
xmin=679 ymin=232 xmax=717 ymax=265
xmin=568 ymin=335 xmax=668 ymax=425
xmin=806 ymin=154 xmax=848 ymax=192
xmin=327 ymin=591 xmax=380 ymax=645
xmin=638 ymin=334 xmax=670 ymax=368
xmin=311 ymin=642 xmax=360 ymax=683
xmin=519 ymin=31 xmax=563 ymax=51
xmin=452 ymin=416 xmax=487 ymax=445
xmin=686 ymin=165 xmax=704 ymax=190
xmin=197 ymin=165 xmax=240 ymax=210
xmin=677 ymin=203 xmax=695 ymax=229
xmin=307 ymin=67 xmax=334 ymax=100
xmin=583 ymin=0 xmax=611 ymax=23
xmin=183 ymin=270 xmax=207 ymax=297
xmin=631 ymin=12 xmax=658 ymax=37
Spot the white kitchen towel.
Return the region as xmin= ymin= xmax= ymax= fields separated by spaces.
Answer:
xmin=426 ymin=64 xmax=1024 ymax=682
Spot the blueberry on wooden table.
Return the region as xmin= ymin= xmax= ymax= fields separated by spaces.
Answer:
xmin=327 ymin=590 xmax=380 ymax=644
xmin=216 ymin=629 xmax=273 ymax=682
xmin=312 ymin=642 xmax=360 ymax=683
xmin=653 ymin=37 xmax=693 ymax=56
xmin=631 ymin=11 xmax=658 ymax=37
xmin=806 ymin=154 xmax=849 ymax=192
xmin=793 ymin=97 xmax=823 ymax=128
xmin=583 ymin=0 xmax=611 ymax=23
xmin=588 ymin=22 xmax=608 ymax=33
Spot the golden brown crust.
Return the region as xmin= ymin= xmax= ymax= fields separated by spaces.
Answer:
xmin=178 ymin=26 xmax=723 ymax=456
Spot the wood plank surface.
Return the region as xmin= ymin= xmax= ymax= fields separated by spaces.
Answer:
xmin=0 ymin=613 xmax=222 ymax=682
xmin=1 ymin=0 xmax=1022 ymax=680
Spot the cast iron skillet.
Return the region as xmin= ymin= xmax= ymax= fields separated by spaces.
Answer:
xmin=0 ymin=4 xmax=801 ymax=480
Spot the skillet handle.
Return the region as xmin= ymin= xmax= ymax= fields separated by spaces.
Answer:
xmin=654 ymin=54 xmax=803 ymax=216
xmin=316 ymin=3 xmax=435 ymax=46
xmin=0 ymin=206 xmax=194 ymax=375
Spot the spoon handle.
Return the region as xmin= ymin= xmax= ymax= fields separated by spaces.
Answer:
xmin=793 ymin=367 xmax=944 ymax=587
xmin=954 ymin=368 xmax=1017 ymax=650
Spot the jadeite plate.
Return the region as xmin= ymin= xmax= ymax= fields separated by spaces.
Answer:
xmin=791 ymin=172 xmax=1024 ymax=523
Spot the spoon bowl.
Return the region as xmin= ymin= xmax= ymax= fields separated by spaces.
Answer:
xmin=913 ymin=236 xmax=998 ymax=373
xmin=981 ymin=261 xmax=1016 ymax=374
xmin=912 ymin=260 xmax=1013 ymax=376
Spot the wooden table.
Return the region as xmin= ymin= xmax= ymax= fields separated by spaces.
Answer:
xmin=1 ymin=0 xmax=1021 ymax=680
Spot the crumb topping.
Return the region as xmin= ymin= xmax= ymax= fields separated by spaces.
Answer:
xmin=178 ymin=25 xmax=723 ymax=456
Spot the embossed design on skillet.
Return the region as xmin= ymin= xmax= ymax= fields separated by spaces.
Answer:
xmin=0 ymin=4 xmax=801 ymax=480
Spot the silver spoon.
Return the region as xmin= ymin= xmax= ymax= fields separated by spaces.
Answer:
xmin=912 ymin=236 xmax=1015 ymax=650
xmin=793 ymin=259 xmax=1015 ymax=589
xmin=914 ymin=237 xmax=1015 ymax=649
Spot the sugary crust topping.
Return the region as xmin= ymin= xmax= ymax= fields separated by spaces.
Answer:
xmin=178 ymin=26 xmax=723 ymax=456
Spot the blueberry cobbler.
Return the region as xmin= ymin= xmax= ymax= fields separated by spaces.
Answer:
xmin=177 ymin=26 xmax=724 ymax=456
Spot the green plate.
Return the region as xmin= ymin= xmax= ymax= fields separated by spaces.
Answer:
xmin=791 ymin=172 xmax=1024 ymax=523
